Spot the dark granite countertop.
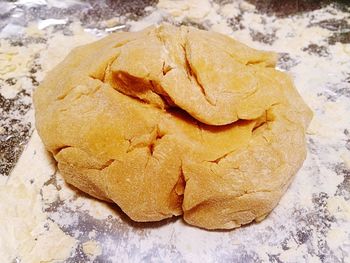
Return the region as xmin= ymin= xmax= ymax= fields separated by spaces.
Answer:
xmin=0 ymin=0 xmax=349 ymax=262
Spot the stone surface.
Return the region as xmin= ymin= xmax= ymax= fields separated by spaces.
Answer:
xmin=0 ymin=0 xmax=349 ymax=262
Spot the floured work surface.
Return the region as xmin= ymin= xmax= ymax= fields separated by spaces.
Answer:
xmin=0 ymin=0 xmax=350 ymax=262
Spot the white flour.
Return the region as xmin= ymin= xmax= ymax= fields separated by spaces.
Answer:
xmin=0 ymin=0 xmax=349 ymax=262
xmin=0 ymin=131 xmax=76 ymax=262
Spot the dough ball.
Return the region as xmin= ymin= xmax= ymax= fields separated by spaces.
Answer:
xmin=33 ymin=24 xmax=312 ymax=229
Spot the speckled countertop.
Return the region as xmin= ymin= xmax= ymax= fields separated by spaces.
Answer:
xmin=0 ymin=0 xmax=349 ymax=262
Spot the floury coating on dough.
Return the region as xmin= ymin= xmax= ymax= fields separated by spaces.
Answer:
xmin=34 ymin=24 xmax=312 ymax=229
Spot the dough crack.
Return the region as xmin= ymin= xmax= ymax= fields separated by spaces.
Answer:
xmin=53 ymin=145 xmax=71 ymax=156
xmin=181 ymin=43 xmax=216 ymax=106
xmin=162 ymin=61 xmax=173 ymax=76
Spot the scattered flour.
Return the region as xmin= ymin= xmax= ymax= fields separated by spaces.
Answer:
xmin=1 ymin=0 xmax=349 ymax=262
xmin=0 ymin=40 xmax=44 ymax=99
xmin=157 ymin=0 xmax=213 ymax=23
xmin=0 ymin=132 xmax=76 ymax=262
xmin=82 ymin=240 xmax=102 ymax=260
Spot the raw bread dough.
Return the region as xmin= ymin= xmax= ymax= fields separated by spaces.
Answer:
xmin=33 ymin=24 xmax=312 ymax=229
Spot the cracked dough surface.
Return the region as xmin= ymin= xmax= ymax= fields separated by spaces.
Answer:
xmin=33 ymin=24 xmax=312 ymax=230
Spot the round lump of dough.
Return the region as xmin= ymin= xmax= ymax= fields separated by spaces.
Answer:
xmin=33 ymin=24 xmax=312 ymax=230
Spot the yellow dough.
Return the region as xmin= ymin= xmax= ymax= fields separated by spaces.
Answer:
xmin=33 ymin=24 xmax=312 ymax=229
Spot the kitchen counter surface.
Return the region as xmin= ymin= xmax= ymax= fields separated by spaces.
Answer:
xmin=0 ymin=0 xmax=349 ymax=262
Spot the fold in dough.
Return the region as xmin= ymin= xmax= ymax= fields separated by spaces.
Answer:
xmin=33 ymin=24 xmax=312 ymax=229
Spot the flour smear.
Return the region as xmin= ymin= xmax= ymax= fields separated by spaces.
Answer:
xmin=0 ymin=0 xmax=349 ymax=262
